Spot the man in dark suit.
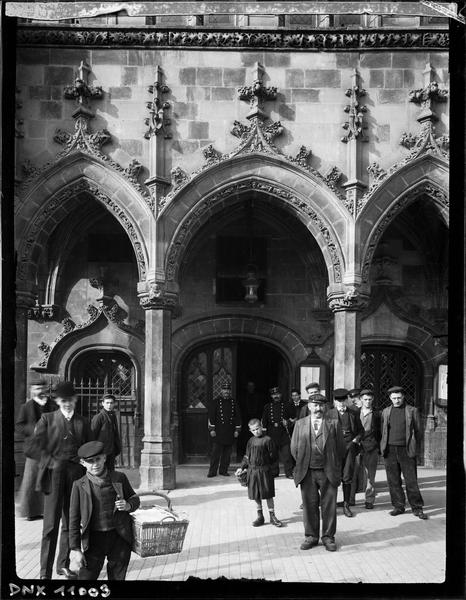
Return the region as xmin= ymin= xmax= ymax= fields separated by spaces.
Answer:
xmin=69 ymin=441 xmax=140 ymax=580
xmin=357 ymin=389 xmax=381 ymax=509
xmin=291 ymin=393 xmax=345 ymax=552
xmin=207 ymin=382 xmax=242 ymax=477
xmin=261 ymin=387 xmax=294 ymax=478
xmin=380 ymin=386 xmax=427 ymax=519
xmin=91 ymin=394 xmax=122 ymax=471
xmin=333 ymin=388 xmax=363 ymax=518
xmin=16 ymin=380 xmax=56 ymax=520
xmin=34 ymin=381 xmax=93 ymax=579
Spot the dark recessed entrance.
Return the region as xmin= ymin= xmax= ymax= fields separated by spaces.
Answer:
xmin=179 ymin=339 xmax=289 ymax=463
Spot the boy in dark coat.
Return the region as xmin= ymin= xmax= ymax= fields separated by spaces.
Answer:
xmin=235 ymin=419 xmax=282 ymax=527
xmin=69 ymin=441 xmax=140 ymax=580
xmin=91 ymin=394 xmax=122 ymax=471
xmin=16 ymin=380 xmax=56 ymax=519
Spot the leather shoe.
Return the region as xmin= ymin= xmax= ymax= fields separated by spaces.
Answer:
xmin=252 ymin=514 xmax=265 ymax=527
xmin=413 ymin=508 xmax=428 ymax=520
xmin=219 ymin=472 xmax=230 ymax=476
xmin=343 ymin=503 xmax=353 ymax=517
xmin=322 ymin=538 xmax=337 ymax=552
xmin=389 ymin=507 xmax=405 ymax=516
xmin=300 ymin=537 xmax=318 ymax=550
xmin=270 ymin=513 xmax=283 ymax=527
xmin=207 ymin=473 xmax=216 ymax=478
xmin=349 ymin=501 xmax=356 ymax=507
xmin=336 ymin=500 xmax=344 ymax=507
xmin=56 ymin=567 xmax=77 ymax=579
xmin=365 ymin=502 xmax=374 ymax=509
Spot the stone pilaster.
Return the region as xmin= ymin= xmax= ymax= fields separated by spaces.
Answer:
xmin=328 ymin=286 xmax=369 ymax=389
xmin=138 ymin=284 xmax=178 ymax=490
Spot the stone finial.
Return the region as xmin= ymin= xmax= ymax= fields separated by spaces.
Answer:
xmin=341 ymin=70 xmax=367 ymax=143
xmin=63 ymin=60 xmax=103 ymax=112
xmin=144 ymin=67 xmax=171 ymax=139
xmin=237 ymin=62 xmax=278 ymax=120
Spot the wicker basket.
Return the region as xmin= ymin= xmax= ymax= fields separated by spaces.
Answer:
xmin=131 ymin=491 xmax=189 ymax=558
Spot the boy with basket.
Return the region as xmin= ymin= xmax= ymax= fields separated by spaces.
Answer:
xmin=235 ymin=418 xmax=283 ymax=528
xmin=69 ymin=441 xmax=140 ymax=580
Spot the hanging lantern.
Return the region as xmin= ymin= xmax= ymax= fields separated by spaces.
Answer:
xmin=242 ymin=264 xmax=259 ymax=303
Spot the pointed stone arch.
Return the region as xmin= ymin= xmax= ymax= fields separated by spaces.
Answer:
xmin=15 ymin=153 xmax=152 ymax=286
xmin=358 ymin=154 xmax=449 ymax=283
xmin=159 ymin=154 xmax=348 ymax=287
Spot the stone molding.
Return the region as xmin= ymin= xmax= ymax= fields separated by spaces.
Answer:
xmin=32 ymin=301 xmax=143 ymax=371
xmin=27 ymin=303 xmax=60 ymax=322
xmin=165 ymin=178 xmax=343 ymax=284
xmin=139 ymin=282 xmax=179 ymax=313
xmin=17 ymin=178 xmax=147 ymax=282
xmin=328 ymin=286 xmax=369 ymax=312
xmin=361 ymin=181 xmax=448 ymax=283
xmin=17 ymin=27 xmax=449 ymax=50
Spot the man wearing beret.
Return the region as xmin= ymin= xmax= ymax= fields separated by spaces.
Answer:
xmin=380 ymin=386 xmax=427 ymax=519
xmin=207 ymin=382 xmax=242 ymax=477
xmin=69 ymin=441 xmax=140 ymax=580
xmin=261 ymin=387 xmax=294 ymax=478
xmin=333 ymin=388 xmax=363 ymax=517
xmin=354 ymin=389 xmax=381 ymax=509
xmin=34 ymin=382 xmax=93 ymax=579
xmin=291 ymin=394 xmax=346 ymax=552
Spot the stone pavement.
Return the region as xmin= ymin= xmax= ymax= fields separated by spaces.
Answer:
xmin=15 ymin=466 xmax=446 ymax=583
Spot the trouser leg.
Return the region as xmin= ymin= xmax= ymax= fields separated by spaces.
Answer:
xmin=300 ymin=470 xmax=321 ymax=539
xmin=78 ymin=532 xmax=107 ymax=580
xmin=208 ymin=442 xmax=221 ymax=476
xmin=349 ymin=454 xmax=361 ymax=504
xmin=362 ymin=449 xmax=379 ymax=504
xmin=398 ymin=447 xmax=424 ymax=509
xmin=384 ymin=446 xmax=406 ymax=509
xmin=219 ymin=445 xmax=232 ymax=474
xmin=40 ymin=468 xmax=64 ymax=578
xmin=18 ymin=457 xmax=44 ymax=519
xmin=106 ymin=531 xmax=132 ymax=580
xmin=319 ymin=474 xmax=338 ymax=542
xmin=57 ymin=463 xmax=85 ymax=570
xmin=280 ymin=443 xmax=294 ymax=477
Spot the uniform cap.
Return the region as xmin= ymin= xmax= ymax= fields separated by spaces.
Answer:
xmin=359 ymin=389 xmax=374 ymax=396
xmin=78 ymin=441 xmax=105 ymax=460
xmin=269 ymin=386 xmax=280 ymax=395
xmin=307 ymin=393 xmax=328 ymax=404
xmin=348 ymin=388 xmax=361 ymax=397
xmin=388 ymin=386 xmax=404 ymax=394
xmin=333 ymin=388 xmax=349 ymax=400
xmin=53 ymin=381 xmax=77 ymax=398
xmin=305 ymin=382 xmax=320 ymax=391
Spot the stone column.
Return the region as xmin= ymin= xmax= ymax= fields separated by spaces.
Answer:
xmin=328 ymin=286 xmax=368 ymax=390
xmin=139 ymin=284 xmax=178 ymax=490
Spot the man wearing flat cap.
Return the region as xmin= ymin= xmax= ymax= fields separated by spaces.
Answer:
xmin=34 ymin=381 xmax=93 ymax=579
xmin=69 ymin=441 xmax=140 ymax=580
xmin=261 ymin=387 xmax=294 ymax=478
xmin=291 ymin=393 xmax=346 ymax=552
xmin=380 ymin=386 xmax=427 ymax=519
xmin=333 ymin=388 xmax=363 ymax=517
xmin=207 ymin=382 xmax=242 ymax=477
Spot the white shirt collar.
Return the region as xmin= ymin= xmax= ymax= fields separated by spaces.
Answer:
xmin=60 ymin=408 xmax=74 ymax=420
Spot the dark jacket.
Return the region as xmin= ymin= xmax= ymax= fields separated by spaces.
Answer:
xmin=34 ymin=410 xmax=93 ymax=493
xmin=261 ymin=401 xmax=294 ymax=446
xmin=380 ymin=403 xmax=421 ymax=458
xmin=16 ymin=398 xmax=56 ymax=460
xmin=208 ymin=396 xmax=242 ymax=445
xmin=91 ymin=409 xmax=121 ymax=457
xmin=336 ymin=408 xmax=364 ymax=449
xmin=291 ymin=415 xmax=346 ymax=488
xmin=69 ymin=470 xmax=140 ymax=552
xmin=358 ymin=408 xmax=382 ymax=453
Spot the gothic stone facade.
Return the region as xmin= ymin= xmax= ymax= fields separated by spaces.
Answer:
xmin=13 ymin=6 xmax=449 ymax=488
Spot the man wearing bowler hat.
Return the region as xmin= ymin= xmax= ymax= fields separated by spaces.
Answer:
xmin=291 ymin=393 xmax=346 ymax=552
xmin=69 ymin=441 xmax=140 ymax=580
xmin=207 ymin=382 xmax=242 ymax=477
xmin=380 ymin=386 xmax=427 ymax=519
xmin=34 ymin=381 xmax=93 ymax=579
xmin=261 ymin=387 xmax=294 ymax=478
xmin=333 ymin=388 xmax=363 ymax=517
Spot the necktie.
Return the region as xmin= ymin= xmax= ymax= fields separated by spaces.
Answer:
xmin=313 ymin=420 xmax=320 ymax=432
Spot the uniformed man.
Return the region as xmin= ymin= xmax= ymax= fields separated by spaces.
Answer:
xmin=333 ymin=388 xmax=363 ymax=517
xmin=261 ymin=387 xmax=294 ymax=478
xmin=207 ymin=382 xmax=241 ymax=477
xmin=348 ymin=388 xmax=362 ymax=410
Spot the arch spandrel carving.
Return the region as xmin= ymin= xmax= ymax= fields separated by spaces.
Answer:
xmin=159 ymin=156 xmax=349 ymax=287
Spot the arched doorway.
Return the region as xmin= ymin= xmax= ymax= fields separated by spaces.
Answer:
xmin=360 ymin=345 xmax=423 ymax=411
xmin=69 ymin=349 xmax=141 ymax=467
xmin=179 ymin=340 xmax=290 ymax=462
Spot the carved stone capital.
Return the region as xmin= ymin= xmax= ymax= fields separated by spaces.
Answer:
xmin=27 ymin=303 xmax=60 ymax=322
xmin=139 ymin=283 xmax=179 ymax=313
xmin=328 ymin=287 xmax=369 ymax=312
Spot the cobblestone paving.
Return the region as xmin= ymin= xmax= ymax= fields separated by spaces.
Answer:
xmin=15 ymin=466 xmax=446 ymax=583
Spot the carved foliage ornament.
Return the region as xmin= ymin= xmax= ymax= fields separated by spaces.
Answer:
xmin=165 ymin=179 xmax=342 ymax=284
xmin=144 ymin=80 xmax=171 ymax=139
xmin=328 ymin=286 xmax=369 ymax=313
xmin=361 ymin=182 xmax=448 ymax=283
xmin=17 ymin=28 xmax=449 ymax=50
xmin=139 ymin=282 xmax=179 ymax=312
xmin=341 ymin=82 xmax=367 ymax=143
